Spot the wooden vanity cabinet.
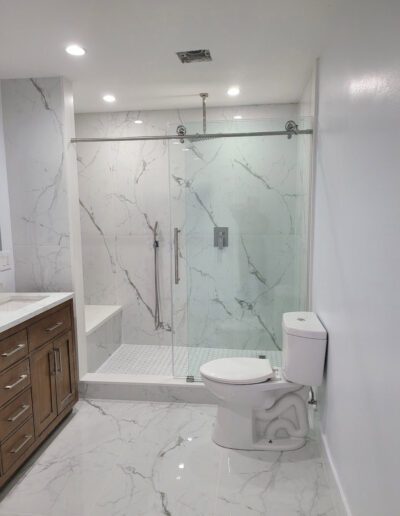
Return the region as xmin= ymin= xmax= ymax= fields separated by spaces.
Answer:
xmin=31 ymin=330 xmax=77 ymax=435
xmin=0 ymin=299 xmax=78 ymax=488
xmin=30 ymin=340 xmax=58 ymax=436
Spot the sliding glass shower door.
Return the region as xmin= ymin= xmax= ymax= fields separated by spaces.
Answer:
xmin=169 ymin=117 xmax=312 ymax=380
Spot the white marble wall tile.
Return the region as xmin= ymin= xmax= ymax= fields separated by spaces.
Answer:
xmin=170 ymin=118 xmax=309 ymax=359
xmin=1 ymin=78 xmax=72 ymax=291
xmin=114 ymin=234 xmax=171 ymax=344
xmin=11 ymin=243 xmax=72 ymax=292
xmin=76 ymin=104 xmax=312 ymax=372
xmin=80 ymin=234 xmax=118 ymax=304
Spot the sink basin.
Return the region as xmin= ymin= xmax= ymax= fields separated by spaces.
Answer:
xmin=0 ymin=295 xmax=47 ymax=312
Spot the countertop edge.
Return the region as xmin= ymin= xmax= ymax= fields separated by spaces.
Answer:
xmin=0 ymin=292 xmax=74 ymax=335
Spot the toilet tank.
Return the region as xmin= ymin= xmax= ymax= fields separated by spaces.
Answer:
xmin=282 ymin=312 xmax=327 ymax=386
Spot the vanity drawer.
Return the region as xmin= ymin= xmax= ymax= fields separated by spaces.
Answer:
xmin=28 ymin=306 xmax=71 ymax=352
xmin=1 ymin=417 xmax=34 ymax=473
xmin=0 ymin=330 xmax=28 ymax=373
xmin=0 ymin=360 xmax=31 ymax=407
xmin=0 ymin=389 xmax=33 ymax=441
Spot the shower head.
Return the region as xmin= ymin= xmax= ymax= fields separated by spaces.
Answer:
xmin=176 ymin=92 xmax=214 ymax=143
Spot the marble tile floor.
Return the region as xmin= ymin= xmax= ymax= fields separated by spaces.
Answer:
xmin=97 ymin=344 xmax=282 ymax=379
xmin=0 ymin=399 xmax=337 ymax=516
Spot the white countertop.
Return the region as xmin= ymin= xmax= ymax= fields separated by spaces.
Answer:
xmin=0 ymin=292 xmax=74 ymax=334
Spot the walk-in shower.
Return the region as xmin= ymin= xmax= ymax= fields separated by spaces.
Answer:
xmin=74 ymin=102 xmax=313 ymax=383
xmin=169 ymin=116 xmax=312 ymax=380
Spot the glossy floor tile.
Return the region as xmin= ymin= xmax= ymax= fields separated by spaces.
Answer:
xmin=0 ymin=400 xmax=337 ymax=516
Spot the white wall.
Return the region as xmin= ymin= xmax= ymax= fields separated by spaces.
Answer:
xmin=0 ymin=82 xmax=15 ymax=291
xmin=313 ymin=1 xmax=400 ymax=515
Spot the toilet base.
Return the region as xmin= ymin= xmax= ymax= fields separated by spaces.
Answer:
xmin=212 ymin=434 xmax=306 ymax=451
xmin=212 ymin=389 xmax=309 ymax=451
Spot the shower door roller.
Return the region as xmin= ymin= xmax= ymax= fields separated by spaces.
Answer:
xmin=214 ymin=227 xmax=228 ymax=249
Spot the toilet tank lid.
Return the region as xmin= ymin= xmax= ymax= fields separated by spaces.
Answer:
xmin=283 ymin=312 xmax=327 ymax=339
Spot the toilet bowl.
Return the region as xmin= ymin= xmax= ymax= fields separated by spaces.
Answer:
xmin=200 ymin=312 xmax=327 ymax=451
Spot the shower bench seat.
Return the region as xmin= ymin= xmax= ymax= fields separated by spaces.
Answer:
xmin=84 ymin=305 xmax=122 ymax=372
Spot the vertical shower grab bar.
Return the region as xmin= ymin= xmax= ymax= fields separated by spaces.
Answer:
xmin=174 ymin=228 xmax=180 ymax=284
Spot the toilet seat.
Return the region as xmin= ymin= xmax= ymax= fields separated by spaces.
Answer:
xmin=200 ymin=357 xmax=274 ymax=385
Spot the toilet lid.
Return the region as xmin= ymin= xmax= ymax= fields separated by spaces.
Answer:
xmin=200 ymin=357 xmax=274 ymax=385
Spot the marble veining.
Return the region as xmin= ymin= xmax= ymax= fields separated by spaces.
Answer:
xmin=1 ymin=78 xmax=73 ymax=292
xmin=170 ymin=118 xmax=311 ymax=362
xmin=76 ymin=106 xmax=312 ymax=376
xmin=86 ymin=310 xmax=122 ymax=372
xmin=0 ymin=399 xmax=337 ymax=516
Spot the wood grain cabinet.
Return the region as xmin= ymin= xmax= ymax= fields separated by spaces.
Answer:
xmin=30 ymin=340 xmax=58 ymax=436
xmin=0 ymin=299 xmax=78 ymax=487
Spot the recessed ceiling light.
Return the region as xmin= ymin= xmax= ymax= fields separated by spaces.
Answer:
xmin=227 ymin=86 xmax=240 ymax=97
xmin=234 ymin=115 xmax=242 ymax=120
xmin=178 ymin=463 xmax=185 ymax=469
xmin=103 ymin=94 xmax=116 ymax=103
xmin=134 ymin=119 xmax=143 ymax=124
xmin=65 ymin=44 xmax=86 ymax=56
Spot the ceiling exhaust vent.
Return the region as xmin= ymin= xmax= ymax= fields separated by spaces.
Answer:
xmin=176 ymin=49 xmax=212 ymax=64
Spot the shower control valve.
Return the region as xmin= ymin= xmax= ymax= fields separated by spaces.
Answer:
xmin=214 ymin=227 xmax=229 ymax=249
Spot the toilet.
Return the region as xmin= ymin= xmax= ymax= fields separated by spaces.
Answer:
xmin=200 ymin=312 xmax=327 ymax=451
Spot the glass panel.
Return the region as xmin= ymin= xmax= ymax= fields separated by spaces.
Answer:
xmin=169 ymin=117 xmax=313 ymax=380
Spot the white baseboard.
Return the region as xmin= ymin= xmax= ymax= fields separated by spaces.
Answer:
xmin=320 ymin=431 xmax=353 ymax=516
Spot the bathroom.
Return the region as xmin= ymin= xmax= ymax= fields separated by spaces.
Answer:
xmin=0 ymin=0 xmax=398 ymax=514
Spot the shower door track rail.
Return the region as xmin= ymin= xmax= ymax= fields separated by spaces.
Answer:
xmin=71 ymin=129 xmax=313 ymax=144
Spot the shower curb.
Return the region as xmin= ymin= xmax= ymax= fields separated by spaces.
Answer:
xmin=79 ymin=373 xmax=217 ymax=404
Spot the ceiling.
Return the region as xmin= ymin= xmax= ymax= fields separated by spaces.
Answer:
xmin=0 ymin=0 xmax=336 ymax=113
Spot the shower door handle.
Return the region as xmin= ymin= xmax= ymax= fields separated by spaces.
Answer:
xmin=174 ymin=228 xmax=180 ymax=284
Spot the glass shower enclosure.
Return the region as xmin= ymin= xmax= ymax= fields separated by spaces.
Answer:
xmin=169 ymin=117 xmax=312 ymax=380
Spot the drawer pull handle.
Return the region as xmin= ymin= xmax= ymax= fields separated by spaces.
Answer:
xmin=4 ymin=374 xmax=28 ymax=390
xmin=45 ymin=321 xmax=63 ymax=333
xmin=8 ymin=404 xmax=30 ymax=422
xmin=1 ymin=343 xmax=26 ymax=358
xmin=10 ymin=434 xmax=32 ymax=454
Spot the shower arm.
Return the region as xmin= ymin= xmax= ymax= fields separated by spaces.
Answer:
xmin=200 ymin=92 xmax=208 ymax=134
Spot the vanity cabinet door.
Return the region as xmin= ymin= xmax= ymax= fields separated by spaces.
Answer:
xmin=31 ymin=341 xmax=57 ymax=436
xmin=54 ymin=331 xmax=76 ymax=413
